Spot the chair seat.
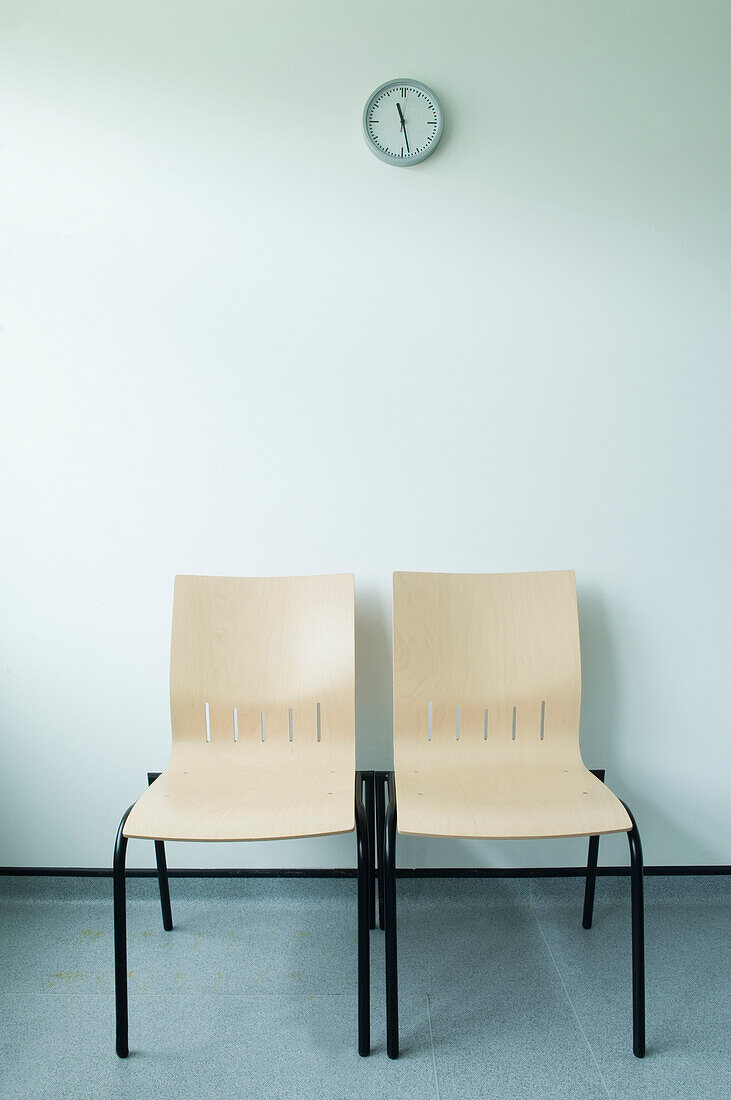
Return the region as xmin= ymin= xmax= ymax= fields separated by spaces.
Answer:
xmin=395 ymin=760 xmax=631 ymax=839
xmin=123 ymin=745 xmax=355 ymax=842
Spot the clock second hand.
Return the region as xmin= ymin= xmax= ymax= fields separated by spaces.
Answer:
xmin=396 ymin=101 xmax=410 ymax=154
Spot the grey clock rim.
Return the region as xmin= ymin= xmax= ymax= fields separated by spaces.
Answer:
xmin=362 ymin=78 xmax=444 ymax=167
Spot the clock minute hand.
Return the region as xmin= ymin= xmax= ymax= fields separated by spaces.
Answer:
xmin=396 ymin=101 xmax=410 ymax=154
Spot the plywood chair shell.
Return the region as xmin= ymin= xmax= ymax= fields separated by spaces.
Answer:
xmin=124 ymin=574 xmax=356 ymax=842
xmin=393 ymin=570 xmax=631 ymax=839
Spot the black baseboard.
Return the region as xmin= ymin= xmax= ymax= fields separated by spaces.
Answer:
xmin=0 ymin=865 xmax=728 ymax=878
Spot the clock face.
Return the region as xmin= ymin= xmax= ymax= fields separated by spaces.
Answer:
xmin=363 ymin=79 xmax=443 ymax=166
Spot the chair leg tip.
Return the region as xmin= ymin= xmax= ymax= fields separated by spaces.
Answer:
xmin=582 ymin=917 xmax=592 ymax=930
xmin=116 ymin=1044 xmax=129 ymax=1059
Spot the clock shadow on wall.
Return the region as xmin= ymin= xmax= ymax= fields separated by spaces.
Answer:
xmin=363 ymin=78 xmax=445 ymax=167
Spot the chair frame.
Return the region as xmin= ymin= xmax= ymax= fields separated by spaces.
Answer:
xmin=114 ymin=771 xmax=372 ymax=1057
xmin=382 ymin=569 xmax=646 ymax=1059
xmin=113 ymin=573 xmax=371 ymax=1058
xmin=378 ymin=766 xmax=645 ymax=1060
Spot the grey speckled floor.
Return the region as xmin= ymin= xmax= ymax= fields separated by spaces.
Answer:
xmin=0 ymin=874 xmax=729 ymax=1099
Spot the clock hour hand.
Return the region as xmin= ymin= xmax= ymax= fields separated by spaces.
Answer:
xmin=396 ymin=101 xmax=410 ymax=154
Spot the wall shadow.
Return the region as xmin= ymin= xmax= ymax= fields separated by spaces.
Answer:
xmin=578 ymin=585 xmax=712 ymax=866
xmin=577 ymin=587 xmax=620 ymax=777
xmin=354 ymin=583 xmax=393 ymax=772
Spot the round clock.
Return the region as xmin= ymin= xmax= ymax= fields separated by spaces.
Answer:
xmin=363 ymin=79 xmax=444 ymax=166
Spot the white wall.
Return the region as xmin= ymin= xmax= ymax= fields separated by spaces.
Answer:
xmin=1 ymin=1 xmax=729 ymax=869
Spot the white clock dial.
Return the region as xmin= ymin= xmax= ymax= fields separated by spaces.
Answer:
xmin=363 ymin=79 xmax=443 ymax=166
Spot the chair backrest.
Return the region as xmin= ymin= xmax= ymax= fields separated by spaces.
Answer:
xmin=393 ymin=570 xmax=582 ymax=766
xmin=170 ymin=574 xmax=355 ymax=757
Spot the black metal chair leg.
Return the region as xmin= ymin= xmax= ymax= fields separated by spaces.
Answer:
xmin=355 ymin=773 xmax=370 ymax=1056
xmin=152 ymin=842 xmax=173 ymax=931
xmin=622 ymin=801 xmax=645 ymax=1058
xmin=384 ymin=772 xmax=399 ymax=1059
xmin=582 ymin=835 xmax=600 ymax=929
xmin=375 ymin=771 xmax=386 ymax=931
xmin=582 ymin=769 xmax=605 ymax=929
xmin=147 ymin=773 xmax=173 ymax=932
xmin=364 ymin=771 xmax=376 ymax=931
xmin=114 ymin=805 xmax=135 ymax=1058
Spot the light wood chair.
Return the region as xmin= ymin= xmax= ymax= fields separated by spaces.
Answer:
xmin=113 ymin=573 xmax=371 ymax=1057
xmin=383 ymin=570 xmax=645 ymax=1059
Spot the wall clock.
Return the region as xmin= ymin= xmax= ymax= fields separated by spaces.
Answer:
xmin=363 ymin=79 xmax=444 ymax=166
